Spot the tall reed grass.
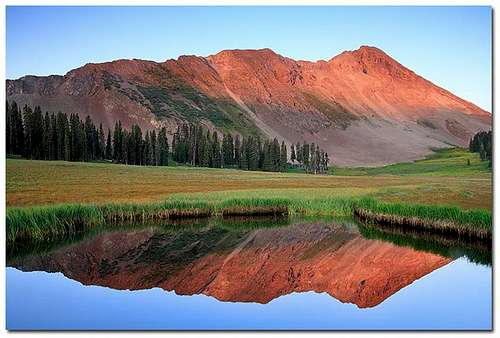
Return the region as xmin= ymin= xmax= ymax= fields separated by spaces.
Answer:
xmin=6 ymin=198 xmax=292 ymax=247
xmin=354 ymin=197 xmax=492 ymax=240
xmin=7 ymin=195 xmax=492 ymax=249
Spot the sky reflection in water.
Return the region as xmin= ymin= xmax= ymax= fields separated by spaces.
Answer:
xmin=6 ymin=219 xmax=492 ymax=330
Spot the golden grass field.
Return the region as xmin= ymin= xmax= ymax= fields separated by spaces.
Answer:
xmin=6 ymin=149 xmax=492 ymax=211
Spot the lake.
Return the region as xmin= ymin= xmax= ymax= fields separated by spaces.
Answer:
xmin=6 ymin=217 xmax=492 ymax=330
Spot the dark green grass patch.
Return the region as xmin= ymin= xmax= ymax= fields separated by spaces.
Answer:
xmin=354 ymin=197 xmax=491 ymax=240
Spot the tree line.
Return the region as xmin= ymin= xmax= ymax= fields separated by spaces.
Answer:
xmin=290 ymin=142 xmax=330 ymax=174
xmin=6 ymin=101 xmax=169 ymax=165
xmin=6 ymin=101 xmax=330 ymax=173
xmin=469 ymin=130 xmax=492 ymax=164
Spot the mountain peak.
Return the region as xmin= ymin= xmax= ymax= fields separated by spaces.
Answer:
xmin=6 ymin=45 xmax=490 ymax=167
xmin=209 ymin=48 xmax=278 ymax=59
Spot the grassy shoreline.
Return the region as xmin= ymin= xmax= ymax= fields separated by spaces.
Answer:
xmin=353 ymin=198 xmax=491 ymax=241
xmin=6 ymin=198 xmax=292 ymax=247
xmin=6 ymin=148 xmax=492 ymax=248
xmin=7 ymin=196 xmax=491 ymax=249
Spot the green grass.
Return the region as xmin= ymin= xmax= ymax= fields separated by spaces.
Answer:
xmin=331 ymin=148 xmax=491 ymax=176
xmin=6 ymin=198 xmax=297 ymax=247
xmin=7 ymin=153 xmax=491 ymax=211
xmin=6 ymin=147 xmax=492 ymax=249
xmin=354 ymin=197 xmax=491 ymax=240
xmin=168 ymin=190 xmax=356 ymax=217
xmin=9 ymin=192 xmax=491 ymax=250
xmin=355 ymin=197 xmax=491 ymax=230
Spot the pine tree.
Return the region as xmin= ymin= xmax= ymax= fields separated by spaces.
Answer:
xmin=256 ymin=136 xmax=264 ymax=169
xmin=296 ymin=142 xmax=302 ymax=165
xmin=56 ymin=112 xmax=67 ymax=160
xmin=22 ymin=105 xmax=33 ymax=158
xmin=6 ymin=101 xmax=11 ymax=155
xmin=105 ymin=128 xmax=112 ymax=160
xmin=302 ymin=142 xmax=310 ymax=171
xmin=263 ymin=140 xmax=273 ymax=171
xmin=280 ymin=141 xmax=288 ymax=172
xmin=211 ymin=131 xmax=221 ymax=168
xmin=98 ymin=123 xmax=105 ymax=160
xmin=234 ymin=135 xmax=241 ymax=167
xmin=222 ymin=133 xmax=234 ymax=167
xmin=314 ymin=145 xmax=321 ymax=174
xmin=201 ymin=131 xmax=211 ymax=167
xmin=48 ymin=113 xmax=57 ymax=160
xmin=157 ymin=127 xmax=169 ymax=166
xmin=290 ymin=144 xmax=296 ymax=164
xmin=271 ymin=138 xmax=280 ymax=171
xmin=247 ymin=136 xmax=259 ymax=171
xmin=63 ymin=122 xmax=71 ymax=161
xmin=10 ymin=101 xmax=25 ymax=155
xmin=240 ymin=137 xmax=248 ymax=170
xmin=149 ymin=130 xmax=157 ymax=165
xmin=143 ymin=130 xmax=151 ymax=165
xmin=195 ymin=126 xmax=204 ymax=166
xmin=113 ymin=120 xmax=123 ymax=163
xmin=42 ymin=112 xmax=50 ymax=160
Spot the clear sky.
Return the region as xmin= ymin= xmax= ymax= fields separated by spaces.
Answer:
xmin=6 ymin=6 xmax=492 ymax=111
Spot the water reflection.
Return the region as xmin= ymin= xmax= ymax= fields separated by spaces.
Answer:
xmin=7 ymin=218 xmax=471 ymax=308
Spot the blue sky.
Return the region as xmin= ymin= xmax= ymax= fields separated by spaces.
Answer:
xmin=6 ymin=6 xmax=492 ymax=111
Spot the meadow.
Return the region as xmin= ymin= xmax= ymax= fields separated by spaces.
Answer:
xmin=6 ymin=148 xmax=492 ymax=246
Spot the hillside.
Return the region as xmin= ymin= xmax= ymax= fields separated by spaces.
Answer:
xmin=6 ymin=46 xmax=491 ymax=166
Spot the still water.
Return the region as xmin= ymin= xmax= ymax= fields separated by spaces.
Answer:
xmin=6 ymin=218 xmax=492 ymax=330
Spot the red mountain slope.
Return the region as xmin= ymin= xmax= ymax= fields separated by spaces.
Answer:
xmin=6 ymin=46 xmax=490 ymax=166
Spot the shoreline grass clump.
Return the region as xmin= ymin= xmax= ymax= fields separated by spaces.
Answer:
xmin=6 ymin=204 xmax=104 ymax=248
xmin=6 ymin=198 xmax=293 ymax=248
xmin=101 ymin=200 xmax=213 ymax=222
xmin=218 ymin=198 xmax=290 ymax=217
xmin=354 ymin=197 xmax=491 ymax=241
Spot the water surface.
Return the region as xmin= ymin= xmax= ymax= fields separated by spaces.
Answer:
xmin=6 ymin=218 xmax=492 ymax=330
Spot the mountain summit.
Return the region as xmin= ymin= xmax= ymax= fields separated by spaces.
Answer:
xmin=6 ymin=46 xmax=490 ymax=166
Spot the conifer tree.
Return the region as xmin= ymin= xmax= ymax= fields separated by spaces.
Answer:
xmin=98 ymin=123 xmax=105 ymax=160
xmin=222 ymin=133 xmax=234 ymax=167
xmin=105 ymin=128 xmax=112 ymax=160
xmin=56 ymin=112 xmax=67 ymax=160
xmin=149 ymin=130 xmax=157 ymax=165
xmin=240 ymin=137 xmax=248 ymax=170
xmin=280 ymin=141 xmax=288 ymax=172
xmin=296 ymin=142 xmax=302 ymax=165
xmin=157 ymin=127 xmax=169 ymax=166
xmin=6 ymin=101 xmax=11 ymax=155
xmin=234 ymin=135 xmax=241 ymax=167
xmin=113 ymin=120 xmax=123 ymax=163
xmin=22 ymin=105 xmax=34 ymax=158
xmin=263 ymin=141 xmax=273 ymax=171
xmin=302 ymin=142 xmax=310 ymax=170
xmin=271 ymin=138 xmax=280 ymax=171
xmin=48 ymin=113 xmax=57 ymax=160
xmin=290 ymin=144 xmax=296 ymax=164
xmin=211 ymin=131 xmax=221 ymax=168
xmin=42 ymin=112 xmax=50 ymax=160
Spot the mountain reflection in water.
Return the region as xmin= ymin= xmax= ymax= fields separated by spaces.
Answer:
xmin=8 ymin=218 xmax=465 ymax=308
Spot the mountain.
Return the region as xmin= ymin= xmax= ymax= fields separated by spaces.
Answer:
xmin=6 ymin=46 xmax=490 ymax=166
xmin=9 ymin=222 xmax=451 ymax=308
